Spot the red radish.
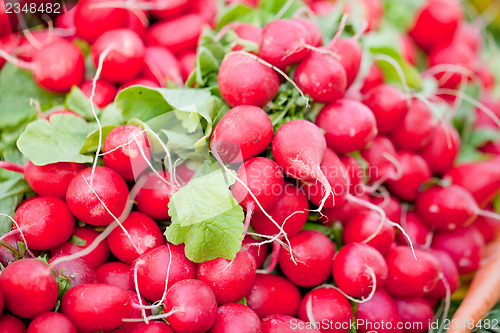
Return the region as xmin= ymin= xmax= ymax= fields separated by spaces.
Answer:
xmin=96 ymin=262 xmax=133 ymax=291
xmin=455 ymin=22 xmax=481 ymax=54
xmin=131 ymin=244 xmax=195 ymax=301
xmin=390 ymin=99 xmax=437 ymax=151
xmin=61 ymin=283 xmax=133 ymax=332
xmin=0 ymin=234 xmax=30 ymax=266
xmin=51 ymin=225 xmax=110 ymax=269
xmin=429 ymin=42 xmax=474 ymax=89
xmin=360 ymin=0 xmax=384 ymax=32
xmin=231 ymin=157 xmax=284 ymax=232
xmin=444 ymin=156 xmax=500 ymax=208
xmin=415 ymin=184 xmax=478 ymax=231
xmin=218 ymin=52 xmax=280 ymax=107
xmin=385 ymin=246 xmax=441 ymax=298
xmin=259 ymin=19 xmax=311 ymax=69
xmin=262 ymin=314 xmax=321 ymax=333
xmin=320 ymin=193 xmax=370 ymax=225
xmin=301 ymin=148 xmax=350 ymax=208
xmin=223 ymin=22 xmax=262 ymax=51
xmin=386 ymin=151 xmax=432 ymax=202
xmin=23 ymin=161 xmax=86 ymax=199
xmin=146 ymin=14 xmax=206 ymax=54
xmin=16 ymin=31 xmax=64 ymax=61
xmin=475 ymin=62 xmax=495 ymax=91
xmin=143 ymin=46 xmax=183 ymax=86
xmin=278 ymin=230 xmax=335 ymax=287
xmin=426 ymin=249 xmax=459 ymax=299
xmin=66 ymin=166 xmax=129 ymax=226
xmin=316 ymin=99 xmax=377 ymax=154
xmin=329 ymin=38 xmax=363 ymax=87
xmin=272 ymin=120 xmax=331 ymax=210
xmin=371 ymin=195 xmax=402 ymax=223
xmin=79 ymin=79 xmax=117 ymax=108
xmin=432 ymin=225 xmax=485 ymax=274
xmin=400 ymin=34 xmax=418 ymax=66
xmin=163 ymin=279 xmax=217 ymax=333
xmin=341 ymin=155 xmax=365 ymax=194
xmin=343 ymin=211 xmax=395 ymax=254
xmin=149 ymin=0 xmax=190 ymax=19
xmin=135 ymin=171 xmax=175 ymax=220
xmin=0 ymin=259 xmax=58 ymax=318
xmin=292 ymin=17 xmax=322 ymax=47
xmin=208 ymin=303 xmax=263 ymax=333
xmin=394 ymin=298 xmax=434 ymax=333
xmin=121 ymin=77 xmax=161 ymax=90
xmin=408 ymin=0 xmax=463 ymax=52
xmin=251 ymin=183 xmax=308 ymax=238
xmin=420 ymin=123 xmax=460 ymax=175
xmin=117 ymin=291 xmax=152 ymax=333
xmin=298 ymin=288 xmax=353 ymax=333
xmin=246 ymin=273 xmax=301 ymax=319
xmin=210 ymin=105 xmax=273 ymax=163
xmin=0 ymin=3 xmax=14 ymax=38
xmin=130 ymin=321 xmax=175 ymax=333
xmin=91 ymin=29 xmax=145 ymax=84
xmin=196 ymin=249 xmax=256 ymax=305
xmin=356 ymin=290 xmax=402 ymax=333
xmin=361 ymin=136 xmax=399 ymax=183
xmin=333 ymin=243 xmax=388 ymax=298
xmin=362 ymin=84 xmax=408 ymax=133
xmin=126 ymin=9 xmax=149 ymax=37
xmin=49 ymin=256 xmax=98 ymax=288
xmin=74 ymin=0 xmax=129 ymax=42
xmin=107 ymin=211 xmax=164 ymax=263
xmin=0 ymin=315 xmax=27 ymax=333
xmin=396 ymin=212 xmax=431 ymax=247
xmin=474 ymin=208 xmax=500 ymax=243
xmin=360 ymin=63 xmax=384 ymax=94
xmin=294 ymin=51 xmax=347 ymax=104
xmin=11 ymin=196 xmax=74 ymax=250
xmin=0 ymin=34 xmax=19 ymax=69
xmin=191 ymin=0 xmax=217 ymax=25
xmin=242 ymin=235 xmax=269 ymax=269
xmin=27 ymin=312 xmax=77 ymax=333
xmin=179 ymin=51 xmax=197 ymax=81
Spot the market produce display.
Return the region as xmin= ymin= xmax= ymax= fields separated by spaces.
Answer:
xmin=1 ymin=0 xmax=500 ymax=332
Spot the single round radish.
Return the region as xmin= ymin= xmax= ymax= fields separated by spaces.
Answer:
xmin=143 ymin=46 xmax=183 ymax=86
xmin=126 ymin=9 xmax=148 ymax=37
xmin=79 ymin=79 xmax=117 ymax=108
xmin=246 ymin=274 xmax=301 ymax=319
xmin=293 ymin=17 xmax=322 ymax=47
xmin=16 ymin=30 xmax=65 ymax=61
xmin=261 ymin=314 xmax=321 ymax=333
xmin=473 ymin=208 xmax=500 ymax=243
xmin=390 ymin=98 xmax=437 ymax=151
xmin=27 ymin=312 xmax=77 ymax=333
xmin=74 ymin=0 xmax=129 ymax=42
xmin=131 ymin=244 xmax=195 ymax=301
xmin=218 ymin=52 xmax=280 ymax=107
xmin=362 ymin=84 xmax=408 ymax=133
xmin=259 ymin=19 xmax=310 ymax=69
xmin=431 ymin=225 xmax=485 ymax=274
xmin=420 ymin=123 xmax=460 ymax=175
xmin=146 ymin=14 xmax=206 ymax=54
xmin=24 ymin=161 xmax=86 ymax=199
xmin=0 ymin=259 xmax=58 ymax=318
xmin=210 ymin=105 xmax=273 ymax=163
xmin=196 ymin=249 xmax=256 ymax=305
xmin=135 ymin=170 xmax=175 ymax=220
xmin=394 ymin=298 xmax=434 ymax=333
xmin=251 ymin=183 xmax=308 ymax=238
xmin=294 ymin=51 xmax=347 ymax=104
xmin=149 ymin=0 xmax=190 ymax=19
xmin=163 ymin=279 xmax=217 ymax=333
xmin=66 ymin=166 xmax=129 ymax=226
xmin=242 ymin=235 xmax=269 ymax=269
xmin=386 ymin=151 xmax=432 ymax=202
xmin=130 ymin=321 xmax=175 ymax=333
xmin=385 ymin=247 xmax=441 ymax=298
xmin=96 ymin=262 xmax=133 ymax=291
xmin=13 ymin=196 xmax=74 ymax=250
xmin=396 ymin=212 xmax=431 ymax=247
xmin=333 ymin=243 xmax=388 ymax=298
xmin=340 ymin=155 xmax=365 ymax=193
xmin=408 ymin=0 xmax=462 ymax=52
xmin=0 ymin=314 xmax=27 ymax=333
xmin=371 ymin=195 xmax=402 ymax=223
xmin=49 ymin=256 xmax=98 ymax=288
xmin=426 ymin=249 xmax=459 ymax=299
xmin=51 ymin=225 xmax=110 ymax=269
xmin=329 ymin=38 xmax=362 ymax=87
xmin=361 ymin=136 xmax=399 ymax=183
xmin=229 ymin=22 xmax=262 ymax=52
xmin=278 ymin=230 xmax=335 ymax=287
xmin=61 ymin=283 xmax=133 ymax=332
xmin=208 ymin=303 xmax=263 ymax=333
xmin=298 ymin=288 xmax=353 ymax=333
xmin=415 ymin=184 xmax=478 ymax=231
xmin=356 ymin=290 xmax=402 ymax=333
xmin=360 ymin=63 xmax=384 ymax=94
xmin=429 ymin=42 xmax=474 ymax=89
xmin=91 ymin=29 xmax=145 ymax=84
xmin=316 ymin=99 xmax=377 ymax=154
xmin=343 ymin=211 xmax=395 ymax=254
xmin=107 ymin=211 xmax=164 ymax=263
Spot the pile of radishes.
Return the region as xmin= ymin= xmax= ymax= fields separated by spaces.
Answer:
xmin=1 ymin=0 xmax=500 ymax=332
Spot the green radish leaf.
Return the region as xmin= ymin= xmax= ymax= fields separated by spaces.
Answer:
xmin=217 ymin=3 xmax=255 ymax=29
xmin=0 ymin=64 xmax=65 ymax=130
xmin=165 ymin=168 xmax=244 ymax=263
xmin=80 ymin=126 xmax=116 ymax=154
xmin=99 ymin=102 xmax=125 ymax=127
xmin=17 ymin=114 xmax=96 ymax=166
xmin=468 ymin=129 xmax=500 ymax=148
xmin=371 ymin=46 xmax=423 ymax=90
xmin=65 ymin=86 xmax=100 ymax=121
xmin=258 ymin=0 xmax=305 ymax=19
xmin=383 ymin=0 xmax=424 ymax=30
xmin=0 ymin=168 xmax=31 ymax=236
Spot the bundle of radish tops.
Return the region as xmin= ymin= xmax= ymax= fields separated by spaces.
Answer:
xmin=1 ymin=0 xmax=500 ymax=332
